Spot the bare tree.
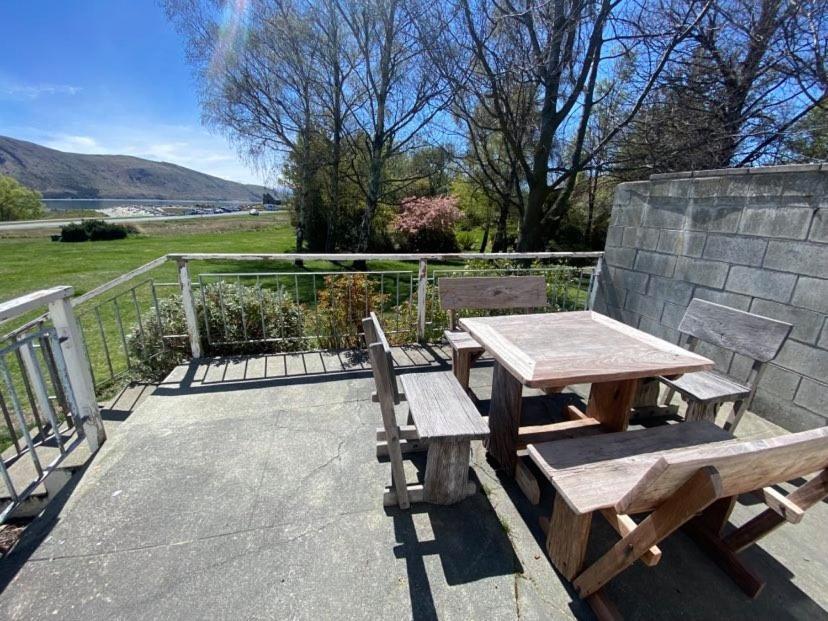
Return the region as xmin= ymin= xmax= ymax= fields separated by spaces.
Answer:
xmin=338 ymin=0 xmax=452 ymax=252
xmin=426 ymin=0 xmax=710 ymax=250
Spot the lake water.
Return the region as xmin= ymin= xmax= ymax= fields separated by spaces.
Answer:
xmin=43 ymin=198 xmax=251 ymax=212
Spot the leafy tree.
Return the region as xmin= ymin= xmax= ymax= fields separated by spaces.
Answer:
xmin=0 ymin=175 xmax=44 ymax=221
xmin=785 ymin=102 xmax=828 ymax=162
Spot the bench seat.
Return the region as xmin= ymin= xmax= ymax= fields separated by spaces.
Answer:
xmin=659 ymin=370 xmax=751 ymax=404
xmin=443 ymin=329 xmax=484 ymax=353
xmin=527 ymin=422 xmax=733 ymax=514
xmin=400 ymin=371 xmax=489 ymax=441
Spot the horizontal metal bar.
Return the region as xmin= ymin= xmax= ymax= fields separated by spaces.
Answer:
xmin=168 ymin=251 xmax=604 ymax=262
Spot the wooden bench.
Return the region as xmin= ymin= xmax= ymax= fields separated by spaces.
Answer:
xmin=527 ymin=423 xmax=828 ymax=617
xmin=364 ymin=312 xmax=489 ymax=508
xmin=440 ymin=276 xmax=547 ymax=391
xmin=658 ymin=299 xmax=792 ymax=431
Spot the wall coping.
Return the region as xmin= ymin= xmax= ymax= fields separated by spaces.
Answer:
xmin=649 ymin=162 xmax=827 ymax=181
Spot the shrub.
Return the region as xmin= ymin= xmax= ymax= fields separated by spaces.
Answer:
xmin=127 ymin=282 xmax=306 ymax=381
xmin=392 ymin=195 xmax=461 ymax=252
xmin=456 ymin=231 xmax=476 ymax=251
xmin=316 ymin=274 xmax=388 ymax=349
xmin=60 ymin=220 xmax=135 ymax=242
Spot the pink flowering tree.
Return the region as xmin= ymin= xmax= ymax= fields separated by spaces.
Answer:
xmin=392 ymin=196 xmax=462 ymax=252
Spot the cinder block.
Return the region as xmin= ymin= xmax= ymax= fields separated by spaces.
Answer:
xmin=660 ymin=301 xmax=687 ymax=329
xmin=604 ymin=246 xmax=636 ymax=269
xmin=819 ymin=325 xmax=828 ymax=350
xmin=775 ymin=340 xmax=828 ymax=380
xmin=791 ymin=276 xmax=828 ymax=314
xmin=637 ymin=317 xmax=680 ymax=344
xmin=622 ymin=226 xmax=660 ymax=250
xmin=763 ymin=241 xmax=828 ymax=278
xmin=758 ymin=364 xmax=801 ymax=401
xmin=750 ymin=298 xmax=824 ymax=344
xmin=634 ymin=251 xmax=676 ymax=277
xmin=752 ymin=391 xmax=827 ymax=432
xmin=642 ymin=203 xmax=686 ymax=229
xmin=657 ymin=229 xmax=706 ymax=257
xmin=728 ymin=353 xmax=753 ymax=383
xmin=687 ymin=204 xmax=742 ymax=233
xmin=612 ymin=206 xmax=644 ymax=228
xmin=738 ymin=207 xmax=812 ymax=239
xmin=794 ymin=378 xmax=828 ymax=415
xmin=810 ymin=208 xmax=827 ymax=243
xmin=605 ymin=225 xmax=624 ymax=247
xmin=625 ymin=292 xmax=663 ymax=321
xmin=610 ymin=267 xmax=649 ymax=294
xmin=703 ymin=234 xmax=766 ymax=266
xmin=691 ymin=287 xmax=752 ymax=310
xmin=696 ymin=340 xmax=734 ymax=372
xmin=648 ymin=276 xmax=695 ymax=306
xmin=726 ymin=266 xmax=796 ymax=303
xmin=673 ymin=256 xmax=729 ymax=289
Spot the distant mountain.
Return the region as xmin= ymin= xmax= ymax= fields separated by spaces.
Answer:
xmin=0 ymin=135 xmax=265 ymax=201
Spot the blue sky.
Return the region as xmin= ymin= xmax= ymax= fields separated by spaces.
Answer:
xmin=0 ymin=0 xmax=264 ymax=185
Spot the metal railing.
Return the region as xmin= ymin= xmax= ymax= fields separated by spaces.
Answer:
xmin=0 ymin=288 xmax=105 ymax=522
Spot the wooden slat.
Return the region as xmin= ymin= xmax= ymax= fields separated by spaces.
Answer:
xmin=599 ymin=509 xmax=661 ymax=566
xmin=439 ymin=276 xmax=547 ymax=310
xmin=515 ymin=459 xmax=541 ymax=505
xmin=383 ymin=482 xmax=476 ymax=507
xmin=678 ymin=298 xmax=792 ymax=362
xmin=399 ymin=371 xmax=489 ymax=441
xmin=517 ymin=418 xmax=604 ymax=448
xmin=364 ymin=313 xmax=400 ymax=403
xmin=660 ymin=370 xmax=750 ymax=404
xmin=460 ymin=311 xmax=713 ymax=388
xmin=573 ymin=467 xmax=723 ymax=598
xmin=376 ymin=438 xmax=429 ymax=457
xmin=377 ymin=425 xmax=418 ymax=441
xmin=723 ymin=469 xmax=828 ymax=553
xmin=527 ymin=423 xmax=733 ymax=514
xmin=762 ymin=486 xmax=805 ymax=523
xmin=616 ymin=427 xmax=828 ymax=515
xmin=444 ymin=330 xmax=485 ymax=352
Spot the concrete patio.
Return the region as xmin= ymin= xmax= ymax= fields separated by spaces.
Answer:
xmin=0 ymin=346 xmax=825 ymax=620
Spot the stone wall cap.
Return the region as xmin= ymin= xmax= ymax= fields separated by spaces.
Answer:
xmin=649 ymin=163 xmax=826 ymax=181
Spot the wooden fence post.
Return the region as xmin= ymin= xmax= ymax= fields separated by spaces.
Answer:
xmin=416 ymin=258 xmax=428 ymax=343
xmin=177 ymin=259 xmax=202 ymax=359
xmin=47 ymin=294 xmax=106 ymax=452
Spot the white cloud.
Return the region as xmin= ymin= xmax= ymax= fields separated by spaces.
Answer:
xmin=0 ymin=82 xmax=82 ymax=100
xmin=43 ymin=134 xmax=100 ymax=152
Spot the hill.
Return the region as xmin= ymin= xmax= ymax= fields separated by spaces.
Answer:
xmin=0 ymin=135 xmax=264 ymax=201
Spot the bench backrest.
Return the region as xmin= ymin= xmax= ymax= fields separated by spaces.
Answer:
xmin=363 ymin=312 xmax=400 ymax=404
xmin=616 ymin=427 xmax=828 ymax=514
xmin=679 ymin=298 xmax=792 ymax=363
xmin=439 ymin=276 xmax=547 ymax=328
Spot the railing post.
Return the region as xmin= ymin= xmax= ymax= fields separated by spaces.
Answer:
xmin=587 ymin=256 xmax=603 ymax=311
xmin=416 ymin=258 xmax=428 ymax=343
xmin=47 ymin=293 xmax=106 ymax=452
xmin=177 ymin=259 xmax=203 ymax=359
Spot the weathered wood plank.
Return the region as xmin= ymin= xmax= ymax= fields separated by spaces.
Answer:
xmin=598 ymin=509 xmax=661 ymax=566
xmin=517 ymin=418 xmax=604 ymax=448
xmin=573 ymin=467 xmax=722 ymax=598
xmin=486 ymin=361 xmax=524 ymax=473
xmin=515 ymin=459 xmax=541 ymax=505
xmin=546 ymin=493 xmax=592 ymax=580
xmin=399 ymin=372 xmax=489 ymax=441
xmin=0 ymin=287 xmax=73 ymax=324
xmin=679 ymin=298 xmax=792 ymax=362
xmin=423 ymin=438 xmax=475 ymax=504
xmin=439 ymin=276 xmax=547 ymax=310
xmin=460 ymin=311 xmax=712 ymax=388
xmin=661 ymin=371 xmax=750 ymax=404
xmin=376 ymin=438 xmax=429 ymax=457
xmin=616 ymin=427 xmax=828 ymax=515
xmin=527 ymin=423 xmax=732 ymax=514
xmin=586 ymin=379 xmax=638 ymax=432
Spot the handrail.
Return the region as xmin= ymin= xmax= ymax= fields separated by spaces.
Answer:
xmin=0 ymin=287 xmax=74 ymax=324
xmin=167 ymin=251 xmax=604 ymax=261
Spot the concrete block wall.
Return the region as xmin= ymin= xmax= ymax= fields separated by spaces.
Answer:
xmin=596 ymin=164 xmax=828 ymax=431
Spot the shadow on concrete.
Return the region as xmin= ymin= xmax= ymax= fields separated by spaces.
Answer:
xmin=385 ymin=453 xmax=523 ymax=621
xmin=0 ymin=461 xmax=90 ymax=593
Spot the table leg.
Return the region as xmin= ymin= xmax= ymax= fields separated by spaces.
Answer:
xmin=424 ymin=438 xmax=474 ymax=504
xmin=586 ymin=378 xmax=639 ymax=432
xmin=486 ymin=361 xmax=523 ymax=474
xmin=546 ymin=493 xmax=592 ymax=580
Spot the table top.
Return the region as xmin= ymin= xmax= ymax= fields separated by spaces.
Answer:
xmin=459 ymin=311 xmax=713 ymax=388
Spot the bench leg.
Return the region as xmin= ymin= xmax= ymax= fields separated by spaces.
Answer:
xmin=546 ymin=493 xmax=592 ymax=580
xmin=452 ymin=348 xmax=471 ymax=391
xmin=685 ymin=400 xmax=720 ymax=424
xmin=487 ymin=361 xmax=523 ymax=474
xmin=423 ymin=438 xmax=475 ymax=505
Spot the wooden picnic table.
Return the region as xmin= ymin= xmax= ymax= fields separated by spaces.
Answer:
xmin=459 ymin=311 xmax=714 ymax=475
